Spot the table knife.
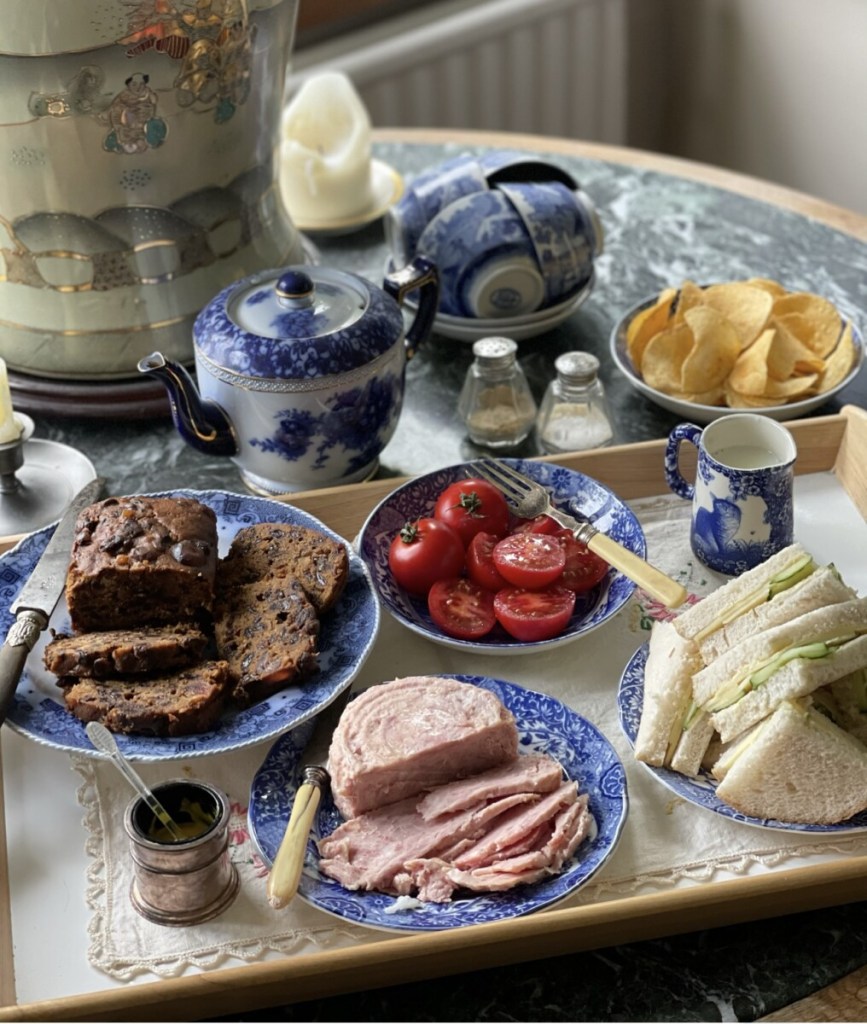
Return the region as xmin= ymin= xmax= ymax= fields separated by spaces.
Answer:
xmin=266 ymin=685 xmax=354 ymax=909
xmin=0 ymin=476 xmax=104 ymax=726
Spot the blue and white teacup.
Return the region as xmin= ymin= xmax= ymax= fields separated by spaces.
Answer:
xmin=385 ymin=154 xmax=489 ymax=267
xmin=497 ymin=181 xmax=603 ymax=305
xmin=664 ymin=413 xmax=798 ymax=576
xmin=416 ymin=189 xmax=544 ymax=318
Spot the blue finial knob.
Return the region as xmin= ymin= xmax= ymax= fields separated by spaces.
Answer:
xmin=275 ymin=269 xmax=314 ymax=308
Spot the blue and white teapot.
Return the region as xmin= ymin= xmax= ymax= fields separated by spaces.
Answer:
xmin=140 ymin=258 xmax=439 ymax=493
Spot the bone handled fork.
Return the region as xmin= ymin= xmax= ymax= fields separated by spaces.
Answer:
xmin=473 ymin=460 xmax=689 ymax=609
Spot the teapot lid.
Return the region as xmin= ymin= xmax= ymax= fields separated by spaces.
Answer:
xmin=193 ymin=265 xmax=404 ymax=379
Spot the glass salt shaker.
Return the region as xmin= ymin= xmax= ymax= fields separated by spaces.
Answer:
xmin=457 ymin=337 xmax=537 ymax=448
xmin=536 ymin=351 xmax=614 ymax=453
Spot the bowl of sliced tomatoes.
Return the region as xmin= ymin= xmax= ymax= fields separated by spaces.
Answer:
xmin=356 ymin=459 xmax=646 ymax=653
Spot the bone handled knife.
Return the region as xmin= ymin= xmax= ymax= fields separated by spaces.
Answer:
xmin=0 ymin=477 xmax=104 ymax=726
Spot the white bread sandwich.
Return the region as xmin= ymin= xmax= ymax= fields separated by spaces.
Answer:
xmin=633 ymin=620 xmax=714 ymax=776
xmin=673 ymin=544 xmax=855 ymax=665
xmin=711 ymin=698 xmax=867 ymax=824
xmin=811 ymin=668 xmax=867 ymax=745
xmin=693 ymin=596 xmax=867 ymax=744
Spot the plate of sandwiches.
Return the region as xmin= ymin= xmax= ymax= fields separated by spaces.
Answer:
xmin=618 ymin=543 xmax=867 ymax=832
xmin=0 ymin=489 xmax=380 ymax=761
xmin=249 ymin=673 xmax=629 ymax=931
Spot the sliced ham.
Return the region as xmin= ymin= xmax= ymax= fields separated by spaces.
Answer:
xmin=417 ymin=752 xmax=563 ymax=820
xmin=450 ymin=782 xmax=578 ymax=869
xmin=406 ymin=795 xmax=594 ymax=902
xmin=318 ymin=791 xmax=538 ymax=893
xmin=327 ymin=676 xmax=519 ymax=818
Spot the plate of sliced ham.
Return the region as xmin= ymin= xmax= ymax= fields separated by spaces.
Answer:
xmin=248 ymin=673 xmax=628 ymax=931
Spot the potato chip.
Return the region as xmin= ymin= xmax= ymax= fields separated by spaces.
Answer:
xmin=760 ymin=373 xmax=819 ymax=399
xmin=724 ymin=386 xmax=791 ymax=409
xmin=770 ymin=319 xmax=826 ymax=378
xmin=771 ymin=293 xmax=842 ymax=356
xmin=702 ymin=282 xmax=773 ymax=350
xmin=641 ymin=323 xmax=693 ymax=392
xmin=667 ymin=387 xmax=727 ymax=406
xmin=681 ymin=306 xmax=740 ymax=390
xmin=626 ymin=287 xmax=676 ymax=370
xmin=817 ymin=321 xmax=858 ymax=391
xmin=671 ymin=280 xmax=705 ymax=326
xmin=744 ymin=277 xmax=787 ymax=298
xmin=728 ymin=329 xmax=775 ymax=395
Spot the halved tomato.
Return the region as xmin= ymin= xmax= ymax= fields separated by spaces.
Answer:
xmin=427 ymin=577 xmax=497 ymax=640
xmin=554 ymin=529 xmax=610 ymax=593
xmin=493 ymin=585 xmax=576 ymax=642
xmin=466 ymin=531 xmax=509 ymax=591
xmin=509 ymin=514 xmax=561 ymax=536
xmin=492 ymin=533 xmax=566 ymax=589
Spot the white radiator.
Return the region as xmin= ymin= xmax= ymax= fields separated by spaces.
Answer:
xmin=288 ymin=0 xmax=628 ymax=143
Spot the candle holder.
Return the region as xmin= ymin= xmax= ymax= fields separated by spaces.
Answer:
xmin=0 ymin=413 xmax=97 ymax=537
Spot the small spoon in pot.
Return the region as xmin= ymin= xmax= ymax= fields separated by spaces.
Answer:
xmin=85 ymin=721 xmax=185 ymax=842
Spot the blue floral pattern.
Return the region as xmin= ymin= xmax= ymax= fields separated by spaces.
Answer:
xmin=248 ymin=673 xmax=629 ymax=932
xmin=618 ymin=644 xmax=867 ymax=833
xmin=357 ymin=459 xmax=644 ymax=654
xmin=249 ymin=372 xmax=400 ymax=474
xmin=665 ymin=423 xmax=795 ymax=575
xmin=0 ymin=489 xmax=380 ymax=762
xmin=194 ymin=268 xmax=404 ymax=379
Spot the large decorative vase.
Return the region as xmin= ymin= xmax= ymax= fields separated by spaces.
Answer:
xmin=0 ymin=0 xmax=305 ymax=381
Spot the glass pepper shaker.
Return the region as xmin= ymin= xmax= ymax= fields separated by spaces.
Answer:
xmin=457 ymin=337 xmax=538 ymax=448
xmin=536 ymin=351 xmax=614 ymax=454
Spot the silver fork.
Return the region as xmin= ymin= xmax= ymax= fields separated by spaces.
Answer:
xmin=473 ymin=459 xmax=688 ymax=609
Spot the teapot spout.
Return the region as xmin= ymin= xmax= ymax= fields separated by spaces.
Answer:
xmin=138 ymin=352 xmax=237 ymax=457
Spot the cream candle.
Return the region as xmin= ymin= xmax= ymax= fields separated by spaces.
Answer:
xmin=0 ymin=359 xmax=20 ymax=444
xmin=279 ymin=71 xmax=375 ymax=223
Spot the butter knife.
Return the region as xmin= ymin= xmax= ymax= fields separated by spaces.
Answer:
xmin=0 ymin=477 xmax=104 ymax=726
xmin=266 ymin=685 xmax=355 ymax=909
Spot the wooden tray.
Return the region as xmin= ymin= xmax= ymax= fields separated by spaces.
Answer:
xmin=1 ymin=406 xmax=865 ymax=1021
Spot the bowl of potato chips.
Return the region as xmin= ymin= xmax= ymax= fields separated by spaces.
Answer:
xmin=610 ymin=278 xmax=863 ymax=424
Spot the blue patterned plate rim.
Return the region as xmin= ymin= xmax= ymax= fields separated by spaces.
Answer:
xmin=617 ymin=642 xmax=867 ymax=833
xmin=248 ymin=672 xmax=629 ymax=932
xmin=0 ymin=488 xmax=380 ymax=762
xmin=610 ymin=288 xmax=864 ymax=422
xmin=356 ymin=458 xmax=644 ymax=654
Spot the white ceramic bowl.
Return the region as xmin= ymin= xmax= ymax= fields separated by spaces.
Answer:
xmin=356 ymin=458 xmax=644 ymax=654
xmin=610 ymin=290 xmax=865 ymax=425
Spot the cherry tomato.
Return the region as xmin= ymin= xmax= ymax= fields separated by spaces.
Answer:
xmin=493 ymin=585 xmax=577 ymax=642
xmin=434 ymin=478 xmax=510 ymax=547
xmin=509 ymin=514 xmax=561 ymax=536
xmin=492 ymin=532 xmax=566 ymax=589
xmin=554 ymin=529 xmax=610 ymax=593
xmin=466 ymin=531 xmax=509 ymax=591
xmin=428 ymin=577 xmax=497 ymax=640
xmin=388 ymin=518 xmax=465 ymax=596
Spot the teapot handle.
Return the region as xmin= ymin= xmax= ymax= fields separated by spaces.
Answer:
xmin=383 ymin=255 xmax=440 ymax=361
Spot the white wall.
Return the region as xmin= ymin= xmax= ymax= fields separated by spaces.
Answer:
xmin=629 ymin=0 xmax=867 ymax=215
xmin=293 ymin=0 xmax=867 ymax=215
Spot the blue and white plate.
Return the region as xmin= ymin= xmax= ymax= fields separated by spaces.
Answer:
xmin=357 ymin=459 xmax=643 ymax=654
xmin=248 ymin=673 xmax=628 ymax=932
xmin=0 ymin=489 xmax=380 ymax=762
xmin=618 ymin=643 xmax=867 ymax=833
